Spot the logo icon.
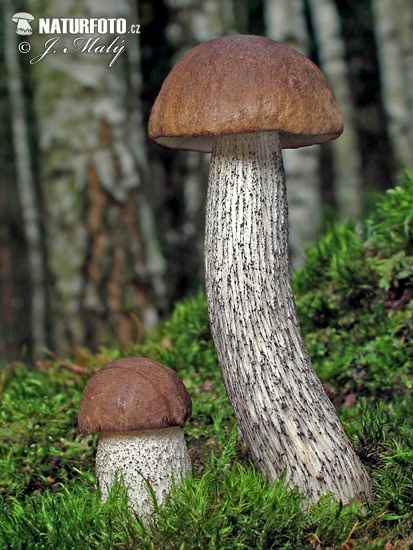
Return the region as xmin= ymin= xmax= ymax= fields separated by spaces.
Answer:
xmin=11 ymin=12 xmax=34 ymax=36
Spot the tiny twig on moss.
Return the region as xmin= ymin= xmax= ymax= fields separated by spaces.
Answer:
xmin=59 ymin=363 xmax=91 ymax=376
xmin=340 ymin=519 xmax=360 ymax=549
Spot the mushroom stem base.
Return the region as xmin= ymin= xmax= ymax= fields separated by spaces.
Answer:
xmin=205 ymin=131 xmax=371 ymax=504
xmin=96 ymin=427 xmax=191 ymax=521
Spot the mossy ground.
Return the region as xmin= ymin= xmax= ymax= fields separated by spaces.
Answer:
xmin=1 ymin=173 xmax=412 ymax=549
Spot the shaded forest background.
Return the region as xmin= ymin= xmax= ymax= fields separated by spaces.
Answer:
xmin=0 ymin=0 xmax=412 ymax=361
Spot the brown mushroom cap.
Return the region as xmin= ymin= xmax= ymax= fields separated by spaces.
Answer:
xmin=78 ymin=357 xmax=192 ymax=434
xmin=149 ymin=34 xmax=343 ymax=152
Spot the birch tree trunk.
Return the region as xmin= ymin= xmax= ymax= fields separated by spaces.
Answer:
xmin=399 ymin=0 xmax=413 ymax=148
xmin=373 ymin=0 xmax=413 ymax=168
xmin=309 ymin=0 xmax=362 ymax=220
xmin=0 ymin=177 xmax=13 ymax=357
xmin=264 ymin=0 xmax=321 ymax=267
xmin=28 ymin=0 xmax=166 ymax=354
xmin=4 ymin=0 xmax=48 ymax=355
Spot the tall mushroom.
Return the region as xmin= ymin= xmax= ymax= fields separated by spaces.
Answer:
xmin=78 ymin=357 xmax=192 ymax=520
xmin=148 ymin=35 xmax=371 ymax=504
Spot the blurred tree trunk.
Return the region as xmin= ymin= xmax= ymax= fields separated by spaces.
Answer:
xmin=4 ymin=1 xmax=48 ymax=356
xmin=157 ymin=0 xmax=237 ymax=291
xmin=0 ymin=180 xmax=13 ymax=357
xmin=373 ymin=0 xmax=413 ymax=168
xmin=264 ymin=0 xmax=321 ymax=267
xmin=309 ymin=0 xmax=362 ymax=220
xmin=0 ymin=5 xmax=12 ymax=359
xmin=27 ymin=0 xmax=166 ymax=354
xmin=400 ymin=0 xmax=413 ymax=152
xmin=335 ymin=0 xmax=395 ymax=194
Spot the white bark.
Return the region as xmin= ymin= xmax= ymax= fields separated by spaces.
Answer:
xmin=264 ymin=0 xmax=321 ymax=267
xmin=309 ymin=0 xmax=362 ymax=220
xmin=205 ymin=132 xmax=371 ymax=504
xmin=399 ymin=0 xmax=413 ymax=146
xmin=373 ymin=0 xmax=413 ymax=168
xmin=165 ymin=0 xmax=236 ymax=56
xmin=264 ymin=0 xmax=309 ymax=53
xmin=96 ymin=428 xmax=191 ymax=521
xmin=4 ymin=2 xmax=47 ymax=355
xmin=27 ymin=0 xmax=165 ymax=351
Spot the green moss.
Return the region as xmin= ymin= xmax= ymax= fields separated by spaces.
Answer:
xmin=0 ymin=366 xmax=93 ymax=497
xmin=0 ymin=173 xmax=412 ymax=548
xmin=293 ymin=170 xmax=413 ymax=399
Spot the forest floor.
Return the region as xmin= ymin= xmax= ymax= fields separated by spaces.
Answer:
xmin=0 ymin=173 xmax=412 ymax=549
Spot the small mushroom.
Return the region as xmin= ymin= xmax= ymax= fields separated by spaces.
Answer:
xmin=11 ymin=13 xmax=34 ymax=36
xmin=149 ymin=35 xmax=371 ymax=504
xmin=78 ymin=357 xmax=192 ymax=520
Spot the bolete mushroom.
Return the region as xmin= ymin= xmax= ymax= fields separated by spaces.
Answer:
xmin=78 ymin=357 xmax=192 ymax=520
xmin=11 ymin=12 xmax=34 ymax=36
xmin=148 ymin=35 xmax=371 ymax=504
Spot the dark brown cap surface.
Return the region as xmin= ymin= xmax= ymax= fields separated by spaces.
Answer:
xmin=78 ymin=357 xmax=192 ymax=434
xmin=149 ymin=34 xmax=343 ymax=151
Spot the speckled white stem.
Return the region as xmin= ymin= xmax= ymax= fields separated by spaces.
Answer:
xmin=96 ymin=427 xmax=191 ymax=521
xmin=205 ymin=132 xmax=371 ymax=504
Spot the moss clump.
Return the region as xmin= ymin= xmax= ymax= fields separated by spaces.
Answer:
xmin=0 ymin=172 xmax=412 ymax=548
xmin=293 ymin=170 xmax=413 ymax=401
